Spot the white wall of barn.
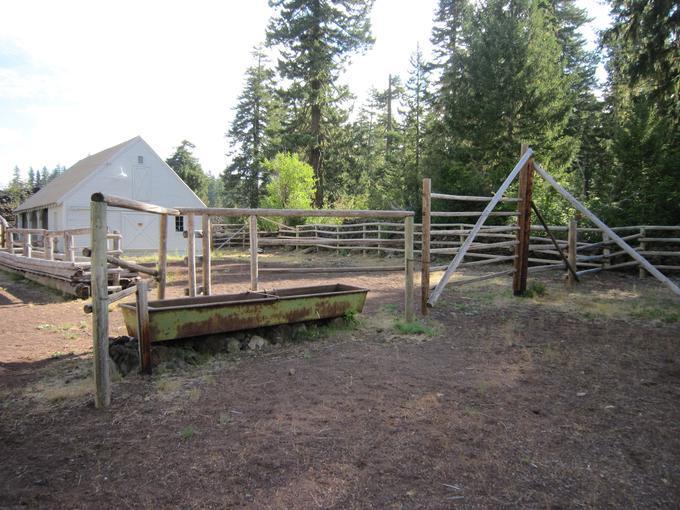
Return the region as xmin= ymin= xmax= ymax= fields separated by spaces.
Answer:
xmin=60 ymin=139 xmax=205 ymax=254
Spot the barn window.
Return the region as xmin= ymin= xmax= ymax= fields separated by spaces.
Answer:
xmin=175 ymin=216 xmax=184 ymax=232
xmin=137 ymin=155 xmax=144 ymax=164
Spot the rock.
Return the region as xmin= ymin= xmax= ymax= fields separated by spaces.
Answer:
xmin=293 ymin=324 xmax=308 ymax=341
xmin=288 ymin=368 xmax=296 ymax=376
xmin=248 ymin=335 xmax=268 ymax=351
xmin=227 ymin=338 xmax=241 ymax=354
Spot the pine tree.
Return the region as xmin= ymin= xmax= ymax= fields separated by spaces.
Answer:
xmin=166 ymin=141 xmax=208 ymax=202
xmin=266 ymin=0 xmax=375 ymax=206
xmin=223 ymin=47 xmax=279 ymax=208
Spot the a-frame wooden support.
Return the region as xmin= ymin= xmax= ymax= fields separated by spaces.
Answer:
xmin=427 ymin=149 xmax=534 ymax=306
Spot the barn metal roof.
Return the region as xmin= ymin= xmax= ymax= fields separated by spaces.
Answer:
xmin=15 ymin=136 xmax=140 ymax=213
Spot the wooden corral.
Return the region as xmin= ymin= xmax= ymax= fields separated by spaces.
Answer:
xmin=87 ymin=193 xmax=415 ymax=408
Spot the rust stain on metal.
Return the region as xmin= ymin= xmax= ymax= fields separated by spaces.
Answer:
xmin=120 ymin=284 xmax=368 ymax=342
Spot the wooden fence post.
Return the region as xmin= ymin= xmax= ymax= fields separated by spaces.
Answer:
xmin=202 ymin=215 xmax=212 ymax=295
xmin=568 ymin=217 xmax=577 ymax=286
xmin=91 ymin=197 xmax=110 ymax=408
xmin=158 ymin=214 xmax=168 ymax=299
xmin=638 ymin=227 xmax=646 ymax=279
xmin=513 ymin=143 xmax=534 ymax=296
xmin=421 ymin=178 xmax=431 ymax=315
xmin=362 ymin=225 xmax=367 ymax=256
xmin=45 ymin=235 xmax=54 ymax=261
xmin=249 ymin=215 xmax=258 ymax=291
xmin=23 ymin=233 xmax=32 ymax=258
xmin=336 ymin=224 xmax=340 ymax=255
xmin=136 ymin=279 xmax=152 ymax=375
xmin=110 ymin=230 xmax=121 ymax=287
xmin=405 ymin=216 xmax=415 ymax=322
xmin=295 ymin=225 xmax=299 ymax=252
xmin=187 ymin=213 xmax=197 ymax=297
xmin=377 ymin=224 xmax=382 ymax=257
xmin=602 ymin=232 xmax=610 ymax=269
xmin=65 ymin=233 xmax=75 ymax=262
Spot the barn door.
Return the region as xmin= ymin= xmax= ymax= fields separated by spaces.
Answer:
xmin=122 ymin=213 xmax=158 ymax=250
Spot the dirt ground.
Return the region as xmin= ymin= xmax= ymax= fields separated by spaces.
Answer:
xmin=1 ymin=251 xmax=679 ymax=508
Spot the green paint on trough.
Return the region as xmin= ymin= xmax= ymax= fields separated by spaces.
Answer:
xmin=120 ymin=284 xmax=368 ymax=342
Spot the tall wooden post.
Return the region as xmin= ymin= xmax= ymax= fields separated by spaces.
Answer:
xmin=568 ymin=217 xmax=577 ymax=286
xmin=638 ymin=227 xmax=646 ymax=279
xmin=602 ymin=232 xmax=611 ymax=269
xmin=90 ymin=197 xmax=110 ymax=408
xmin=65 ymin=233 xmax=75 ymax=262
xmin=158 ymin=214 xmax=168 ymax=299
xmin=45 ymin=235 xmax=54 ymax=261
xmin=362 ymin=225 xmax=367 ymax=256
xmin=404 ymin=216 xmax=415 ymax=322
xmin=23 ymin=233 xmax=32 ymax=258
xmin=336 ymin=224 xmax=340 ymax=255
xmin=202 ymin=215 xmax=212 ymax=295
xmin=249 ymin=215 xmax=258 ymax=291
xmin=187 ymin=213 xmax=197 ymax=297
xmin=421 ymin=178 xmax=431 ymax=315
xmin=513 ymin=144 xmax=534 ymax=296
xmin=377 ymin=224 xmax=382 ymax=257
xmin=110 ymin=230 xmax=121 ymax=287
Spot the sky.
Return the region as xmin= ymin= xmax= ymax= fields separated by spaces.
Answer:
xmin=0 ymin=0 xmax=611 ymax=187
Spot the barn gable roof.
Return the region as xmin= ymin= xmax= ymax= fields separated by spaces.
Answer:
xmin=15 ymin=136 xmax=141 ymax=212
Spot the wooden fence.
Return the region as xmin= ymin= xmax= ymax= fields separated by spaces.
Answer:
xmin=208 ymin=217 xmax=680 ymax=277
xmin=0 ymin=225 xmax=133 ymax=297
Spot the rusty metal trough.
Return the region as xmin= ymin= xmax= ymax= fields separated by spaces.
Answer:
xmin=120 ymin=283 xmax=368 ymax=342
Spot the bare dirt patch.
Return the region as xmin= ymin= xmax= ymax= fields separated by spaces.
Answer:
xmin=1 ymin=254 xmax=679 ymax=508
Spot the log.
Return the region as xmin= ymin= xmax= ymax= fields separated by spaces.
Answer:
xmin=249 ymin=215 xmax=258 ymax=291
xmin=178 ymin=207 xmax=414 ymax=219
xmin=202 ymin=215 xmax=212 ymax=296
xmin=259 ymin=265 xmax=404 ymax=273
xmin=158 ymin=214 xmax=168 ymax=299
xmin=404 ymin=216 xmax=414 ymax=322
xmin=187 ymin=213 xmax=197 ymax=297
xmin=91 ymin=193 xmax=181 ymax=216
xmin=91 ymin=198 xmax=110 ymax=408
xmin=430 ymin=193 xmax=519 ymax=203
xmin=421 ymin=178 xmax=431 ymax=315
xmin=81 ymin=248 xmax=158 ymax=277
xmin=430 ymin=211 xmax=520 ymax=217
xmin=513 ymin=143 xmax=533 ymax=295
xmin=431 ymin=268 xmax=515 ymax=289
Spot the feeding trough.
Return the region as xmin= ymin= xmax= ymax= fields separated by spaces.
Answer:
xmin=120 ymin=283 xmax=368 ymax=342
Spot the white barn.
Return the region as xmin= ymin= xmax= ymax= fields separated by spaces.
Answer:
xmin=15 ymin=136 xmax=205 ymax=253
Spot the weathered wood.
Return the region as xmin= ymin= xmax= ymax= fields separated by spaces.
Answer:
xmin=431 ymin=268 xmax=516 ymax=289
xmin=531 ymin=201 xmax=579 ymax=281
xmin=136 ymin=280 xmax=152 ymax=375
xmin=187 ymin=213 xmax=197 ymax=297
xmin=259 ymin=265 xmax=404 ymax=274
xmin=431 ymin=211 xmax=520 ymax=217
xmin=513 ymin=144 xmax=534 ymax=296
xmin=533 ymin=161 xmax=680 ymax=297
xmin=638 ymin=228 xmax=646 ymax=279
xmin=65 ymin=233 xmax=76 ymax=262
xmin=91 ymin=193 xmax=181 ymax=216
xmin=84 ymin=283 xmax=140 ymax=313
xmin=249 ymin=215 xmax=258 ymax=291
xmin=430 ymin=193 xmax=519 ymax=203
xmin=404 ymin=216 xmax=415 ymax=322
xmin=158 ymin=214 xmax=168 ymax=299
xmin=202 ymin=215 xmax=212 ymax=296
xmin=45 ymin=235 xmax=54 ymax=261
xmin=178 ymin=207 xmax=414 ymax=218
xmin=421 ymin=178 xmax=431 ymax=315
xmin=568 ymin=217 xmax=578 ymax=286
xmin=428 ymin=149 xmax=533 ymax=307
xmin=81 ymin=248 xmax=158 ymax=277
xmin=110 ymin=230 xmax=121 ymax=286
xmin=90 ymin=199 xmax=110 ymax=408
xmin=23 ymin=233 xmax=32 ymax=258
